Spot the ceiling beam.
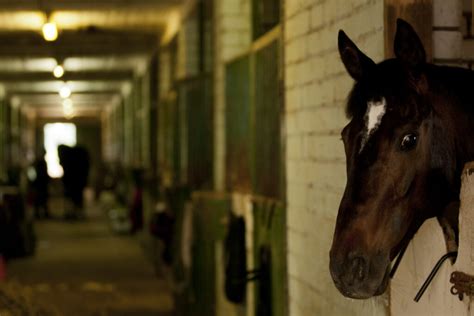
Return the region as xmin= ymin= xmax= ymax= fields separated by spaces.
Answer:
xmin=9 ymin=90 xmax=120 ymax=97
xmin=0 ymin=30 xmax=159 ymax=58
xmin=35 ymin=108 xmax=102 ymax=119
xmin=18 ymin=93 xmax=117 ymax=100
xmin=20 ymin=98 xmax=117 ymax=107
xmin=0 ymin=70 xmax=133 ymax=82
xmin=0 ymin=0 xmax=183 ymax=11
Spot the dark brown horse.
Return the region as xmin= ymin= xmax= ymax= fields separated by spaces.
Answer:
xmin=329 ymin=19 xmax=474 ymax=299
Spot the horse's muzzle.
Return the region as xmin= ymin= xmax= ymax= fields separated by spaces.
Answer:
xmin=330 ymin=251 xmax=390 ymax=299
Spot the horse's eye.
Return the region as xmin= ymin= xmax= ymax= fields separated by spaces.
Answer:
xmin=400 ymin=134 xmax=417 ymax=151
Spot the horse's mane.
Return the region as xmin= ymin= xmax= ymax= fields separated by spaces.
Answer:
xmin=424 ymin=64 xmax=474 ymax=115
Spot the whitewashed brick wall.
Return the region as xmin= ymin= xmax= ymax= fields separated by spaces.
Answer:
xmin=213 ymin=0 xmax=251 ymax=191
xmin=283 ymin=0 xmax=388 ymax=315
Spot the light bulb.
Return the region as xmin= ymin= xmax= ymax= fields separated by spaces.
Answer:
xmin=59 ymin=85 xmax=71 ymax=98
xmin=53 ymin=65 xmax=64 ymax=78
xmin=42 ymin=22 xmax=58 ymax=41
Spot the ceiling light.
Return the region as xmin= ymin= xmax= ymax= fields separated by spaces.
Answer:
xmin=62 ymin=98 xmax=73 ymax=109
xmin=59 ymin=85 xmax=71 ymax=98
xmin=53 ymin=64 xmax=64 ymax=78
xmin=42 ymin=21 xmax=58 ymax=41
xmin=63 ymin=106 xmax=74 ymax=118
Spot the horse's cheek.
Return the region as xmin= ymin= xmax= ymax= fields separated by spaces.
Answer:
xmin=397 ymin=167 xmax=416 ymax=197
xmin=389 ymin=210 xmax=406 ymax=239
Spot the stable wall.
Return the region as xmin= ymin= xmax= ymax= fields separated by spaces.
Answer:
xmin=212 ymin=2 xmax=252 ymax=315
xmin=283 ymin=0 xmax=387 ymax=315
xmin=213 ymin=0 xmax=251 ymax=191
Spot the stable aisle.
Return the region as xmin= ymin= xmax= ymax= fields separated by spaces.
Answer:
xmin=3 ymin=206 xmax=174 ymax=316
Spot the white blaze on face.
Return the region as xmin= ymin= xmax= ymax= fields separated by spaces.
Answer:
xmin=360 ymin=97 xmax=387 ymax=152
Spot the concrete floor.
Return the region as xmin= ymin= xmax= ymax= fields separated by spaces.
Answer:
xmin=1 ymin=201 xmax=174 ymax=316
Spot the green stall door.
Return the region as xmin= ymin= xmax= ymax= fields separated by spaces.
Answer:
xmin=252 ymin=39 xmax=282 ymax=200
xmin=252 ymin=200 xmax=287 ymax=316
xmin=177 ymin=77 xmax=214 ymax=191
xmin=225 ymin=55 xmax=252 ymax=193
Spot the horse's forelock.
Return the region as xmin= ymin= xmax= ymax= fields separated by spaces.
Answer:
xmin=345 ymin=82 xmax=368 ymax=119
xmin=345 ymin=64 xmax=430 ymax=122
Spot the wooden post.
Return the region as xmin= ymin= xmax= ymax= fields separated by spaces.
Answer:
xmin=384 ymin=0 xmax=433 ymax=61
xmin=453 ymin=162 xmax=474 ymax=313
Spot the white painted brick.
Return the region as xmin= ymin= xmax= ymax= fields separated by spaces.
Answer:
xmin=287 ymin=166 xmax=307 ymax=189
xmin=306 ymin=27 xmax=323 ymax=56
xmin=287 ymin=135 xmax=303 ymax=160
xmin=363 ymin=31 xmax=386 ymax=61
xmin=286 ymin=37 xmax=308 ymax=64
xmin=295 ymin=106 xmax=346 ymax=135
xmin=284 ymin=0 xmax=386 ymax=314
xmin=288 ymin=277 xmax=314 ymax=312
xmin=307 ymin=134 xmax=346 ymax=161
xmin=285 ymin=111 xmax=299 ymax=135
xmin=286 ymin=0 xmax=316 ymax=19
xmin=302 ymin=81 xmax=323 ymax=109
xmin=285 ymin=86 xmax=304 ymax=111
xmin=323 ymin=50 xmax=345 ymax=78
xmin=310 ymin=3 xmax=325 ymax=30
xmin=289 ymin=299 xmax=309 ymax=316
xmin=317 ymin=24 xmax=337 ymax=53
xmin=286 ymin=10 xmax=311 ymax=40
xmin=298 ymin=59 xmax=315 ymax=85
xmin=287 ymin=229 xmax=308 ymax=255
xmin=287 ymin=207 xmax=308 ymax=232
xmin=307 ymin=160 xmax=347 ymax=192
xmin=334 ymin=76 xmax=354 ymax=104
xmin=287 ymin=181 xmax=307 ymax=207
xmin=307 ymin=55 xmax=325 ymax=82
xmin=285 ymin=63 xmax=298 ymax=88
xmin=306 ymin=186 xmax=344 ymax=221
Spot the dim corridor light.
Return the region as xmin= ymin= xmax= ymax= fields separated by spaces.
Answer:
xmin=63 ymin=105 xmax=74 ymax=118
xmin=53 ymin=65 xmax=64 ymax=78
xmin=62 ymin=98 xmax=74 ymax=119
xmin=59 ymin=85 xmax=71 ymax=98
xmin=42 ymin=22 xmax=58 ymax=41
xmin=62 ymin=98 xmax=73 ymax=109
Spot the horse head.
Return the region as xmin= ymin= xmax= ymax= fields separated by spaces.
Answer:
xmin=329 ymin=19 xmax=460 ymax=299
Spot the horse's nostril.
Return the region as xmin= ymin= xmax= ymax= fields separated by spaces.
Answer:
xmin=350 ymin=256 xmax=366 ymax=282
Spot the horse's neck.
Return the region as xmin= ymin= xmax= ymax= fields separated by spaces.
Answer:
xmin=430 ymin=64 xmax=474 ymax=165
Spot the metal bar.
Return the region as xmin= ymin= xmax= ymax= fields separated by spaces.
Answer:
xmin=390 ymin=242 xmax=409 ymax=279
xmin=414 ymin=252 xmax=458 ymax=302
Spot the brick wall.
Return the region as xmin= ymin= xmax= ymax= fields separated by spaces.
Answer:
xmin=213 ymin=0 xmax=251 ymax=191
xmin=283 ymin=0 xmax=388 ymax=315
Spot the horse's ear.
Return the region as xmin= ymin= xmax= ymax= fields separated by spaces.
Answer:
xmin=338 ymin=30 xmax=375 ymax=81
xmin=394 ymin=19 xmax=426 ymax=66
